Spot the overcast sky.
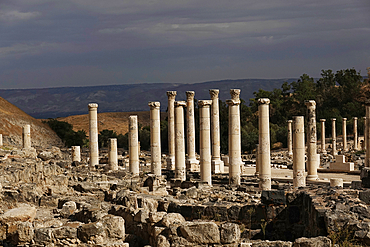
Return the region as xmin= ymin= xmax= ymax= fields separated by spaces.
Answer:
xmin=1 ymin=0 xmax=369 ymax=89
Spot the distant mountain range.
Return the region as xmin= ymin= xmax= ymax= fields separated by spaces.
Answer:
xmin=0 ymin=79 xmax=297 ymax=119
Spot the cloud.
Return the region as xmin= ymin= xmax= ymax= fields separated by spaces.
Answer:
xmin=0 ymin=10 xmax=40 ymax=22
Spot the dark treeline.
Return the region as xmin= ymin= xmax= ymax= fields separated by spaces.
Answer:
xmin=46 ymin=68 xmax=369 ymax=153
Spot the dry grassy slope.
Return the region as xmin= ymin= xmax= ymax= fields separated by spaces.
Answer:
xmin=0 ymin=97 xmax=63 ymax=148
xmin=58 ymin=111 xmax=167 ymax=136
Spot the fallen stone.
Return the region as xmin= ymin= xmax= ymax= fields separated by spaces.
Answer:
xmin=0 ymin=205 xmax=37 ymax=223
xmin=160 ymin=213 xmax=185 ymax=227
xmin=179 ymin=221 xmax=220 ymax=244
xmin=293 ymin=236 xmax=331 ymax=246
xmin=220 ymin=222 xmax=240 ymax=244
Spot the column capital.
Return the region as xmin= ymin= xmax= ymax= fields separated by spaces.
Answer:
xmin=287 ymin=120 xmax=293 ymax=123
xmin=226 ymin=99 xmax=240 ymax=106
xmin=230 ymin=89 xmax=241 ymax=100
xmin=258 ymin=98 xmax=270 ymax=105
xmin=174 ymin=101 xmax=186 ymax=107
xmin=148 ymin=101 xmax=160 ymax=109
xmin=353 ymin=117 xmax=358 ymax=120
xmin=185 ymin=91 xmax=195 ymax=99
xmin=331 ymin=118 xmax=336 ymax=121
xmin=305 ymin=100 xmax=316 ymax=108
xmin=320 ymin=119 xmax=326 ymax=122
xmin=343 ymin=118 xmax=347 ymax=121
xmin=167 ymin=91 xmax=177 ymax=100
xmin=209 ymin=89 xmax=219 ymax=99
xmin=365 ymin=98 xmax=370 ymax=106
xmin=88 ymin=103 xmax=98 ymax=109
xmin=198 ymin=100 xmax=212 ymax=107
xmin=364 ymin=117 xmax=367 ymax=120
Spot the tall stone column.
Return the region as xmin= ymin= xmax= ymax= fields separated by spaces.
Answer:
xmin=366 ymin=101 xmax=370 ymax=167
xmin=342 ymin=118 xmax=347 ymax=151
xmin=226 ymin=89 xmax=241 ymax=185
xmin=22 ymin=125 xmax=31 ymax=149
xmin=198 ymin=100 xmax=212 ymax=185
xmin=108 ymin=138 xmax=118 ymax=171
xmin=185 ymin=91 xmax=199 ymax=171
xmin=209 ymin=89 xmax=224 ymax=173
xmin=148 ymin=102 xmax=161 ymax=176
xmin=72 ymin=146 xmax=81 ymax=162
xmin=175 ymin=101 xmax=186 ymax=181
xmin=255 ymin=144 xmax=260 ymax=176
xmin=166 ymin=91 xmax=177 ymax=170
xmin=88 ymin=103 xmax=99 ymax=167
xmin=0 ymin=134 xmax=2 ymax=146
xmin=364 ymin=117 xmax=367 ymax=151
xmin=129 ymin=115 xmax=140 ymax=175
xmin=258 ymin=98 xmax=271 ymax=190
xmin=353 ymin=117 xmax=358 ymax=150
xmin=287 ymin=120 xmax=293 ymax=156
xmin=305 ymin=100 xmax=318 ymax=181
xmin=331 ymin=118 xmax=337 ymax=155
xmin=293 ymin=116 xmax=306 ymax=188
xmin=320 ymin=119 xmax=327 ymax=154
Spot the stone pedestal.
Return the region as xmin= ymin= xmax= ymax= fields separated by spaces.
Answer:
xmin=342 ymin=118 xmax=347 ymax=151
xmin=22 ymin=125 xmax=31 ymax=149
xmin=293 ymin=116 xmax=306 ymax=188
xmin=209 ymin=89 xmax=224 ymax=174
xmin=108 ymin=138 xmax=118 ymax=171
xmin=175 ymin=101 xmax=186 ymax=181
xmin=305 ymin=100 xmax=318 ymax=181
xmin=148 ymin=102 xmax=161 ymax=176
xmin=353 ymin=117 xmax=358 ymax=150
xmin=71 ymin=146 xmax=81 ymax=162
xmin=366 ymin=101 xmax=370 ymax=167
xmin=320 ymin=119 xmax=326 ymax=154
xmin=198 ymin=100 xmax=212 ymax=185
xmin=166 ymin=91 xmax=177 ymax=170
xmin=331 ymin=118 xmax=337 ymax=156
xmin=329 ymin=155 xmax=354 ymax=171
xmin=330 ymin=178 xmax=343 ymax=188
xmin=185 ymin=91 xmax=199 ymax=172
xmin=129 ymin=115 xmax=140 ymax=175
xmin=258 ymin=98 xmax=271 ymax=190
xmin=226 ymin=89 xmax=242 ymax=185
xmin=287 ymin=120 xmax=293 ymax=156
xmin=88 ymin=103 xmax=99 ymax=167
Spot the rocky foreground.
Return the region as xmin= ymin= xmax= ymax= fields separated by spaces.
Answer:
xmin=0 ymin=146 xmax=370 ymax=247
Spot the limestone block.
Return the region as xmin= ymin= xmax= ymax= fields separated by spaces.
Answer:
xmin=60 ymin=201 xmax=77 ymax=218
xmin=52 ymin=226 xmax=78 ymax=240
xmin=77 ymin=222 xmax=106 ymax=245
xmin=7 ymin=221 xmax=34 ymax=245
xmin=293 ymin=236 xmax=331 ymax=246
xmin=134 ymin=209 xmax=149 ymax=223
xmin=261 ymin=190 xmax=286 ymax=205
xmin=359 ymin=190 xmax=370 ymax=204
xmin=160 ymin=213 xmax=185 ymax=227
xmin=137 ymin=196 xmax=158 ymax=213
xmin=156 ymin=235 xmax=170 ymax=247
xmin=179 ymin=221 xmax=220 ymax=244
xmin=34 ymin=227 xmax=54 ymax=245
xmin=102 ymin=215 xmax=125 ymax=240
xmin=149 ymin=211 xmax=167 ymax=223
xmin=220 ymin=222 xmax=240 ymax=244
xmin=0 ymin=206 xmax=37 ymax=223
xmin=330 ymin=178 xmax=343 ymax=188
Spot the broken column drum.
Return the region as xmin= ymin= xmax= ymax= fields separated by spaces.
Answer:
xmin=209 ymin=89 xmax=224 ymax=173
xmin=320 ymin=119 xmax=326 ymax=154
xmin=88 ymin=103 xmax=99 ymax=167
xmin=287 ymin=120 xmax=293 ymax=156
xmin=71 ymin=146 xmax=81 ymax=162
xmin=353 ymin=117 xmax=358 ymax=150
xmin=22 ymin=124 xmax=31 ymax=149
xmin=342 ymin=118 xmax=347 ymax=151
xmin=331 ymin=118 xmax=337 ymax=156
xmin=175 ymin=101 xmax=186 ymax=181
xmin=108 ymin=138 xmax=118 ymax=171
xmin=258 ymin=98 xmax=271 ymax=190
xmin=226 ymin=89 xmax=242 ymax=185
xmin=148 ymin=102 xmax=162 ymax=176
xmin=293 ymin=116 xmax=306 ymax=188
xmin=305 ymin=100 xmax=318 ymax=181
xmin=198 ymin=100 xmax=212 ymax=185
xmin=129 ymin=115 xmax=140 ymax=175
xmin=185 ymin=91 xmax=199 ymax=171
xmin=166 ymin=91 xmax=177 ymax=170
xmin=366 ymin=100 xmax=370 ymax=167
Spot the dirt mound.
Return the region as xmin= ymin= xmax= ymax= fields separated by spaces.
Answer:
xmin=0 ymin=97 xmax=62 ymax=148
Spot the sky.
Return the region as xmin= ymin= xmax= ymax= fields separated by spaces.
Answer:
xmin=0 ymin=0 xmax=369 ymax=89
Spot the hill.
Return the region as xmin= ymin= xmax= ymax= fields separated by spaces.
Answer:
xmin=0 ymin=97 xmax=63 ymax=148
xmin=0 ymin=79 xmax=296 ymax=118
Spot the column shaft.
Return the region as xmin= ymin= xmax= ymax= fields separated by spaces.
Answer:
xmin=22 ymin=125 xmax=31 ymax=149
xmin=354 ymin=117 xmax=358 ymax=150
xmin=0 ymin=134 xmax=2 ymax=146
xmin=364 ymin=117 xmax=367 ymax=151
xmin=199 ymin=100 xmax=212 ymax=185
xmin=72 ymin=146 xmax=81 ymax=162
xmin=331 ymin=118 xmax=337 ymax=155
xmin=175 ymin=101 xmax=186 ymax=181
xmin=293 ymin=116 xmax=306 ymax=188
xmin=88 ymin=103 xmax=99 ymax=167
xmin=108 ymin=138 xmax=118 ymax=171
xmin=343 ymin=118 xmax=347 ymax=151
xmin=149 ymin=102 xmax=161 ymax=176
xmin=258 ymin=98 xmax=271 ymax=190
xmin=320 ymin=119 xmax=326 ymax=154
xmin=166 ymin=91 xmax=177 ymax=169
xmin=366 ymin=102 xmax=370 ymax=167
xmin=129 ymin=115 xmax=140 ymax=175
xmin=305 ymin=100 xmax=318 ymax=181
xmin=186 ymin=91 xmax=199 ymax=171
xmin=287 ymin=120 xmax=293 ymax=156
xmin=209 ymin=89 xmax=224 ymax=173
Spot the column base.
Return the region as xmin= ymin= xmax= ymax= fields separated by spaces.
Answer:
xmin=288 ymin=152 xmax=293 ymax=157
xmin=321 ymin=150 xmax=327 ymax=154
xmin=211 ymin=159 xmax=224 ymax=174
xmin=166 ymin=156 xmax=175 ymax=170
xmin=186 ymin=158 xmax=200 ymax=172
xmin=259 ymin=175 xmax=271 ymax=190
xmin=306 ymin=175 xmax=319 ymax=181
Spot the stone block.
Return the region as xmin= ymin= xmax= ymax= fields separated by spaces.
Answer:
xmin=156 ymin=234 xmax=170 ymax=247
xmin=351 ymin=180 xmax=362 ymax=190
xmin=34 ymin=227 xmax=54 ymax=245
xmin=60 ymin=201 xmax=77 ymax=218
xmin=293 ymin=236 xmax=331 ymax=246
xmin=160 ymin=213 xmax=185 ymax=227
xmin=220 ymin=222 xmax=240 ymax=244
xmin=0 ymin=205 xmax=37 ymax=223
xmin=53 ymin=226 xmax=78 ymax=240
xmin=361 ymin=168 xmax=370 ymax=188
xmin=359 ymin=190 xmax=370 ymax=204
xmin=261 ymin=190 xmax=286 ymax=205
xmin=102 ymin=215 xmax=125 ymax=240
xmin=77 ymin=222 xmax=106 ymax=245
xmin=148 ymin=211 xmax=167 ymax=223
xmin=179 ymin=221 xmax=220 ymax=244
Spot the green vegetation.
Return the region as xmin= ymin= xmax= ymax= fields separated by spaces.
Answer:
xmin=43 ymin=119 xmax=87 ymax=147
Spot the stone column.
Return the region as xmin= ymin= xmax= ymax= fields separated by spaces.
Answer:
xmin=293 ymin=116 xmax=306 ymax=188
xmin=0 ymin=134 xmax=2 ymax=146
xmin=198 ymin=100 xmax=212 ymax=185
xmin=129 ymin=115 xmax=140 ymax=175
xmin=175 ymin=101 xmax=186 ymax=181
xmin=88 ymin=103 xmax=99 ymax=167
xmin=364 ymin=117 xmax=367 ymax=151
xmin=255 ymin=144 xmax=259 ymax=176
xmin=148 ymin=102 xmax=161 ymax=176
xmin=22 ymin=125 xmax=31 ymax=149
xmin=320 ymin=119 xmax=327 ymax=154
xmin=366 ymin=101 xmax=370 ymax=167
xmin=342 ymin=118 xmax=347 ymax=151
xmin=108 ymin=138 xmax=118 ymax=171
xmin=71 ymin=146 xmax=81 ymax=162
xmin=305 ymin=100 xmax=318 ymax=181
xmin=258 ymin=98 xmax=271 ymax=190
xmin=354 ymin=117 xmax=358 ymax=150
xmin=185 ymin=91 xmax=199 ymax=171
xmin=331 ymin=118 xmax=337 ymax=156
xmin=287 ymin=120 xmax=293 ymax=156
xmin=166 ymin=91 xmax=177 ymax=170
xmin=226 ymin=89 xmax=241 ymax=185
xmin=209 ymin=89 xmax=224 ymax=173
